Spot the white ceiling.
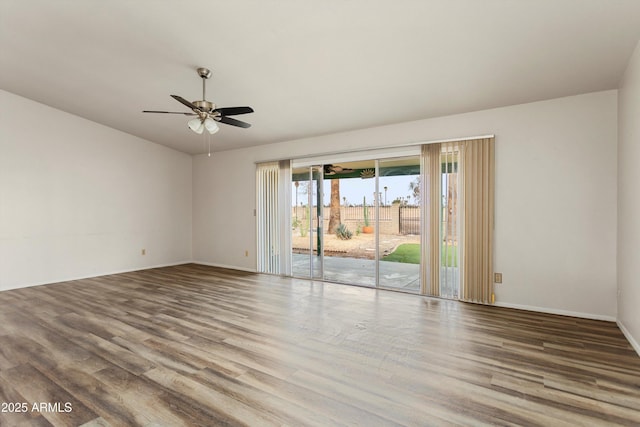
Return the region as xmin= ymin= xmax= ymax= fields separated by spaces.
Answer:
xmin=2 ymin=1 xmax=640 ymax=155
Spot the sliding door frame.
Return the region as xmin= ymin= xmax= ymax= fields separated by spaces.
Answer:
xmin=261 ymin=134 xmax=494 ymax=301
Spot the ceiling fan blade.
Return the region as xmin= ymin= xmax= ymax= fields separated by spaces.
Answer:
xmin=170 ymin=95 xmax=201 ymax=111
xmin=218 ymin=116 xmax=251 ymax=128
xmin=214 ymin=106 xmax=254 ymax=116
xmin=143 ymin=110 xmax=197 ymax=115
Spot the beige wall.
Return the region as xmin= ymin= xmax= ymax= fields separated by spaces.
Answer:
xmin=193 ymin=90 xmax=618 ymax=320
xmin=617 ymin=40 xmax=640 ymax=353
xmin=0 ymin=90 xmax=193 ymax=290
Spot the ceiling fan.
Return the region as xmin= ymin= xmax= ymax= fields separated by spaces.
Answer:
xmin=143 ymin=67 xmax=253 ymax=134
xmin=324 ymin=164 xmax=355 ymax=175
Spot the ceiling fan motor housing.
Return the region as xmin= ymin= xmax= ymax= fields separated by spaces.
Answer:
xmin=193 ymin=100 xmax=215 ymax=112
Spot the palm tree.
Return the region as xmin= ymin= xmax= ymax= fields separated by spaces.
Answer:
xmin=327 ymin=179 xmax=341 ymax=233
xmin=294 ymin=181 xmax=299 ymax=219
xmin=408 ymin=177 xmax=421 ymax=205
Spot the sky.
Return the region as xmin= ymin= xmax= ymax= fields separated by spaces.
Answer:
xmin=292 ymin=175 xmax=419 ymax=206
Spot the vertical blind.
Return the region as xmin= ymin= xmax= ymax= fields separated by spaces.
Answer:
xmin=256 ymin=161 xmax=291 ymax=275
xmin=460 ymin=137 xmax=495 ymax=304
xmin=256 ymin=162 xmax=279 ymax=274
xmin=421 ymin=137 xmax=495 ymax=304
xmin=421 ymin=143 xmax=442 ymax=296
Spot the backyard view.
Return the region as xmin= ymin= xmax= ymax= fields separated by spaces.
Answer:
xmin=290 ymin=153 xmax=460 ymax=296
xmin=290 ymin=204 xmax=421 ymax=262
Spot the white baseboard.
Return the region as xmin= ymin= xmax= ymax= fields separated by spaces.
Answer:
xmin=1 ymin=261 xmax=193 ymax=292
xmin=494 ymin=301 xmax=616 ymax=322
xmin=617 ymin=321 xmax=640 ymax=357
xmin=192 ymin=261 xmax=257 ymax=273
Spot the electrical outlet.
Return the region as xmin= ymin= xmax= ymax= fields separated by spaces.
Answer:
xmin=494 ymin=272 xmax=502 ymax=283
xmin=244 ymin=250 xmax=249 ymax=257
xmin=141 ymin=249 xmax=146 ymax=256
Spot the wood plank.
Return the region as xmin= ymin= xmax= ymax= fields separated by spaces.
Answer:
xmin=0 ymin=263 xmax=639 ymax=426
xmin=1 ymin=364 xmax=97 ymax=426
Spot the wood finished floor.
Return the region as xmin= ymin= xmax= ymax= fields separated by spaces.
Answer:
xmin=0 ymin=264 xmax=639 ymax=426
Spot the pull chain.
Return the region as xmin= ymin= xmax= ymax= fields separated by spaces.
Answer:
xmin=200 ymin=120 xmax=213 ymax=158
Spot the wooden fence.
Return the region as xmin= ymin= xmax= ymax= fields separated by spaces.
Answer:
xmin=292 ymin=204 xmax=458 ymax=242
xmin=292 ymin=204 xmax=416 ymax=235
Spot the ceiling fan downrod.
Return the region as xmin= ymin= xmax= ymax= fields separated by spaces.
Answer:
xmin=194 ymin=68 xmax=215 ymax=113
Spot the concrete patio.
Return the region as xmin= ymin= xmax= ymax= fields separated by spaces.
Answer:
xmin=292 ymin=253 xmax=460 ymax=297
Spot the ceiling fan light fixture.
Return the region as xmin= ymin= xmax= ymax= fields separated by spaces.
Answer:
xmin=204 ymin=117 xmax=219 ymax=134
xmin=188 ymin=117 xmax=204 ymax=134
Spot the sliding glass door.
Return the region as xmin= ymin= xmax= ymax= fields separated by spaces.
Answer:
xmin=291 ymin=166 xmax=323 ymax=280
xmin=290 ymin=155 xmax=424 ymax=293
xmin=322 ymin=160 xmax=377 ymax=287
xmin=378 ymin=156 xmax=421 ymax=291
xmin=262 ymin=139 xmax=494 ymax=301
xmin=439 ymin=146 xmax=460 ymax=299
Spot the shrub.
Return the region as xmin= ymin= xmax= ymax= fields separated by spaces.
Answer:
xmin=335 ymin=223 xmax=353 ymax=240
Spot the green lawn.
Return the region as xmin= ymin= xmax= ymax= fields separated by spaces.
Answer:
xmin=382 ymin=243 xmax=458 ymax=266
xmin=382 ymin=243 xmax=421 ymax=264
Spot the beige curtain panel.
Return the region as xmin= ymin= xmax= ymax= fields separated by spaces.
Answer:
xmin=421 ymin=143 xmax=442 ymax=296
xmin=420 ymin=137 xmax=494 ymax=303
xmin=460 ymin=137 xmax=495 ymax=304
